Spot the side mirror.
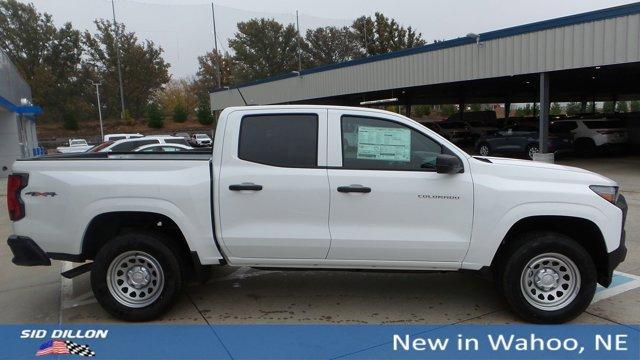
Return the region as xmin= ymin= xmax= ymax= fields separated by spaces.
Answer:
xmin=436 ymin=154 xmax=463 ymax=174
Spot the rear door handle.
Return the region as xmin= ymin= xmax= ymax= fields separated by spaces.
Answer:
xmin=337 ymin=185 xmax=371 ymax=193
xmin=229 ymin=183 xmax=263 ymax=191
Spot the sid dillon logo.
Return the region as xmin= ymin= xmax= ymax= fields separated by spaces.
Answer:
xmin=22 ymin=329 xmax=107 ymax=357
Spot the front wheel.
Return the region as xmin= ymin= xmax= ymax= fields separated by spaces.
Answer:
xmin=91 ymin=232 xmax=185 ymax=321
xmin=499 ymin=232 xmax=596 ymax=323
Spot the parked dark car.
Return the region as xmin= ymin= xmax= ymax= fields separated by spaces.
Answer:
xmin=437 ymin=121 xmax=475 ymax=145
xmin=418 ymin=121 xmax=451 ymax=140
xmin=475 ymin=124 xmax=573 ymax=159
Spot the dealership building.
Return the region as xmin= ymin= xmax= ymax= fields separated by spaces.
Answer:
xmin=210 ymin=2 xmax=640 ymax=153
xmin=0 ymin=49 xmax=41 ymax=178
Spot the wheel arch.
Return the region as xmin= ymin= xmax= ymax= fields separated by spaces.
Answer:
xmin=81 ymin=211 xmax=198 ymax=274
xmin=491 ymin=215 xmax=610 ymax=286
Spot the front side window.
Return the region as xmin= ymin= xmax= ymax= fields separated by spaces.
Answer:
xmin=238 ymin=114 xmax=318 ymax=167
xmin=341 ymin=116 xmax=443 ymax=171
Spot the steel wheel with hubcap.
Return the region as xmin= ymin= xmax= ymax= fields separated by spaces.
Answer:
xmin=479 ymin=144 xmax=491 ymax=156
xmin=520 ymin=253 xmax=580 ymax=311
xmin=107 ymin=251 xmax=165 ymax=308
xmin=527 ymin=145 xmax=540 ymax=159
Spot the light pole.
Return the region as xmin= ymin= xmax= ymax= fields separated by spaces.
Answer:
xmin=111 ymin=0 xmax=126 ymax=119
xmin=92 ymin=82 xmax=104 ymax=140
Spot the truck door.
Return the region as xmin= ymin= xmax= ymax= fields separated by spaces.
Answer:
xmin=325 ymin=109 xmax=473 ymax=264
xmin=217 ymin=109 xmax=330 ymax=259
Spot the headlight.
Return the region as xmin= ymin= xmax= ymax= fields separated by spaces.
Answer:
xmin=589 ymin=185 xmax=619 ymax=204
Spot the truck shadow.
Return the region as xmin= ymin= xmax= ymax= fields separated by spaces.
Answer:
xmin=187 ymin=267 xmax=507 ymax=324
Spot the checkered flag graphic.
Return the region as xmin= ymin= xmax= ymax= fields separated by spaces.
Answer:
xmin=65 ymin=341 xmax=96 ymax=357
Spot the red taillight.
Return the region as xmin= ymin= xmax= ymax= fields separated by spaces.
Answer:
xmin=7 ymin=174 xmax=28 ymax=221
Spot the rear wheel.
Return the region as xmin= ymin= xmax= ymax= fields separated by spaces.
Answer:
xmin=91 ymin=232 xmax=184 ymax=321
xmin=499 ymin=231 xmax=596 ymax=323
xmin=526 ymin=144 xmax=540 ymax=160
xmin=575 ymin=138 xmax=596 ymax=157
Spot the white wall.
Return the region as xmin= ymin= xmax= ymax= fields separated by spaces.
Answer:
xmin=0 ymin=109 xmax=21 ymax=178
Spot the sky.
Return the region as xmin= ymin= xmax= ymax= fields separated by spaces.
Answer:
xmin=22 ymin=0 xmax=637 ymax=78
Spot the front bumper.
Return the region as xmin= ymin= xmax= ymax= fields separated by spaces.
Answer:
xmin=7 ymin=235 xmax=51 ymax=266
xmin=600 ymin=194 xmax=628 ymax=287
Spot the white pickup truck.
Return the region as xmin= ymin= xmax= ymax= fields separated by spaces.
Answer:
xmin=7 ymin=106 xmax=627 ymax=323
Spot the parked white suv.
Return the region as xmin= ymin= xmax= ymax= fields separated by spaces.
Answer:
xmin=552 ymin=118 xmax=628 ymax=155
xmin=7 ymin=106 xmax=627 ymax=323
xmin=99 ymin=136 xmax=190 ymax=152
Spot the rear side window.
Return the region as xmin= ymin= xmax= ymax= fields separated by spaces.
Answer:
xmin=584 ymin=120 xmax=625 ymax=129
xmin=111 ymin=139 xmax=159 ymax=152
xmin=238 ymin=114 xmax=318 ymax=167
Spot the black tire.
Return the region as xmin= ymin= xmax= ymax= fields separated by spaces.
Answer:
xmin=499 ymin=231 xmax=596 ymax=324
xmin=91 ymin=232 xmax=185 ymax=321
xmin=477 ymin=143 xmax=492 ymax=156
xmin=575 ymin=138 xmax=596 ymax=157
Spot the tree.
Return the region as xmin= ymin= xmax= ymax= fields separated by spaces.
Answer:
xmin=303 ymin=26 xmax=360 ymax=66
xmin=351 ymin=13 xmax=426 ymax=56
xmin=229 ymin=18 xmax=306 ymax=83
xmin=0 ymin=0 xmax=89 ymax=122
xmin=62 ymin=109 xmax=79 ymax=130
xmin=193 ymin=50 xmax=236 ymax=105
xmin=565 ymin=102 xmax=581 ymax=115
xmin=616 ymin=101 xmax=628 ymax=112
xmin=196 ymin=100 xmax=214 ymax=125
xmin=172 ymin=103 xmax=188 ymax=122
xmin=146 ymin=103 xmax=163 ymax=128
xmin=550 ymin=102 xmax=563 ymax=115
xmin=413 ymin=105 xmax=432 ymax=117
xmin=602 ymin=101 xmax=616 ymax=113
xmin=83 ymin=19 xmax=170 ymax=119
xmin=440 ymin=104 xmax=457 ymax=117
xmin=630 ymin=100 xmax=640 ymax=112
xmin=156 ymin=78 xmax=197 ymax=119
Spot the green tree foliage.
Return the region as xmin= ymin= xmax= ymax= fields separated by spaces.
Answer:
xmin=615 ymin=101 xmax=628 ymax=112
xmin=630 ymin=100 xmax=640 ymax=112
xmin=229 ymin=18 xmax=305 ymax=83
xmin=146 ymin=102 xmax=163 ymax=128
xmin=196 ymin=100 xmax=214 ymax=125
xmin=351 ymin=13 xmax=426 ymax=56
xmin=193 ymin=50 xmax=236 ymax=105
xmin=413 ymin=105 xmax=432 ymax=117
xmin=62 ymin=109 xmax=79 ymax=130
xmin=550 ymin=102 xmax=563 ymax=115
xmin=565 ymin=102 xmax=582 ymax=115
xmin=303 ymin=26 xmax=360 ymax=66
xmin=83 ymin=19 xmax=170 ymax=119
xmin=172 ymin=103 xmax=188 ymax=122
xmin=0 ymin=0 xmax=87 ymax=122
xmin=440 ymin=104 xmax=457 ymax=117
xmin=602 ymin=101 xmax=616 ymax=113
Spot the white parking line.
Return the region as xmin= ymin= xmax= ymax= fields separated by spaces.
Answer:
xmin=592 ymin=271 xmax=640 ymax=303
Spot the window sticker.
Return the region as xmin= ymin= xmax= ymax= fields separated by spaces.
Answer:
xmin=356 ymin=126 xmax=411 ymax=161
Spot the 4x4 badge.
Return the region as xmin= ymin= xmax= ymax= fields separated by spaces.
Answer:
xmin=25 ymin=191 xmax=57 ymax=197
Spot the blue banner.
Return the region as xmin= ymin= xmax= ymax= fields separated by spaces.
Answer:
xmin=4 ymin=324 xmax=639 ymax=359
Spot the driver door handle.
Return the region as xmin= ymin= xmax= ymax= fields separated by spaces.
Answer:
xmin=229 ymin=183 xmax=263 ymax=191
xmin=337 ymin=185 xmax=371 ymax=193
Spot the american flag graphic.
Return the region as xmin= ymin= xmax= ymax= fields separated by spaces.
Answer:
xmin=36 ymin=339 xmax=96 ymax=357
xmin=36 ymin=340 xmax=69 ymax=356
